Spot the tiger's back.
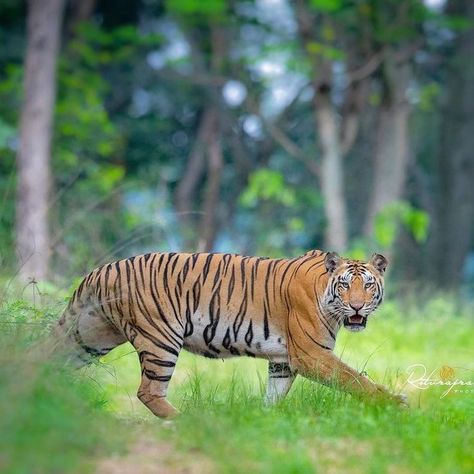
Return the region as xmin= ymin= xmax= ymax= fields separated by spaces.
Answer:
xmin=57 ymin=252 xmax=312 ymax=363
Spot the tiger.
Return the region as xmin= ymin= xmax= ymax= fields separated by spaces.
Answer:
xmin=52 ymin=249 xmax=406 ymax=418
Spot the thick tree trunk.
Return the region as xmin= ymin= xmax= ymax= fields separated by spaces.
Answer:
xmin=432 ymin=0 xmax=474 ymax=287
xmin=16 ymin=0 xmax=64 ymax=282
xmin=364 ymin=56 xmax=411 ymax=236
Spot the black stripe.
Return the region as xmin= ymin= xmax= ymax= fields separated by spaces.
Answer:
xmin=143 ymin=370 xmax=172 ymax=382
xmin=192 ymin=278 xmax=201 ymax=313
xmin=227 ymin=265 xmax=236 ymax=304
xmin=263 ymin=300 xmax=270 ymax=340
xmin=245 ymin=320 xmax=253 ymax=347
xmin=232 ymin=288 xmax=248 ymax=341
xmin=202 ymin=254 xmax=214 ymax=284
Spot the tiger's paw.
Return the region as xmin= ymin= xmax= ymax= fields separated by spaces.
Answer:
xmin=383 ymin=391 xmax=409 ymax=408
xmin=393 ymin=392 xmax=409 ymax=408
xmin=153 ymin=400 xmax=180 ymax=419
xmin=139 ymin=395 xmax=180 ymax=419
xmin=372 ymin=384 xmax=409 ymax=408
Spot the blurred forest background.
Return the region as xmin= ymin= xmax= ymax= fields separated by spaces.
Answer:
xmin=1 ymin=0 xmax=474 ymax=294
xmin=1 ymin=3 xmax=474 ymax=472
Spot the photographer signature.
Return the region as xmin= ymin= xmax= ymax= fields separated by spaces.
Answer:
xmin=406 ymin=364 xmax=473 ymax=398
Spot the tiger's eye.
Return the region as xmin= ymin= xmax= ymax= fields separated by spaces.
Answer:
xmin=339 ymin=282 xmax=349 ymax=289
xmin=364 ymin=282 xmax=374 ymax=289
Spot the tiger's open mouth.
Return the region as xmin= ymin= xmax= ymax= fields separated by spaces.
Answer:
xmin=343 ymin=315 xmax=367 ymax=332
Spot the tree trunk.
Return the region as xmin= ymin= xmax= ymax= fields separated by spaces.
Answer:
xmin=295 ymin=0 xmax=349 ymax=252
xmin=16 ymin=0 xmax=65 ymax=282
xmin=364 ymin=55 xmax=411 ymax=236
xmin=432 ymin=0 xmax=474 ymax=287
xmin=198 ymin=109 xmax=223 ymax=252
xmin=315 ymin=88 xmax=348 ymax=252
xmin=175 ymin=108 xmax=215 ymax=249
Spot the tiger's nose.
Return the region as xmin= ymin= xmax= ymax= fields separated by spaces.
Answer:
xmin=350 ymin=302 xmax=364 ymax=311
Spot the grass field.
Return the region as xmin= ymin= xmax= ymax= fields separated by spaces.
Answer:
xmin=1 ymin=294 xmax=473 ymax=473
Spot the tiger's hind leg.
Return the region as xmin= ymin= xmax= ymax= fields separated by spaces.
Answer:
xmin=53 ymin=304 xmax=126 ymax=368
xmin=128 ymin=327 xmax=183 ymax=418
xmin=264 ymin=361 xmax=296 ymax=406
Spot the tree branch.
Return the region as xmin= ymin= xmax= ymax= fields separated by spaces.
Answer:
xmin=345 ymin=52 xmax=383 ymax=85
xmin=246 ymin=97 xmax=319 ymax=178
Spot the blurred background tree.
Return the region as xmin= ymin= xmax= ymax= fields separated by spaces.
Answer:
xmin=0 ymin=0 xmax=473 ymax=294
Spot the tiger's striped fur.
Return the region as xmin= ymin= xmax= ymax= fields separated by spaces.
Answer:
xmin=53 ymin=250 xmax=405 ymax=417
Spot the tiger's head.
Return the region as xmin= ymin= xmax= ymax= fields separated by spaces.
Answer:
xmin=321 ymin=252 xmax=388 ymax=332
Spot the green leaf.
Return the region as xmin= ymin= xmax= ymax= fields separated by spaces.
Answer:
xmin=373 ymin=201 xmax=430 ymax=249
xmin=0 ymin=117 xmax=15 ymax=150
xmin=166 ymin=0 xmax=226 ymax=16
xmin=402 ymin=208 xmax=430 ymax=243
xmin=374 ymin=211 xmax=398 ymax=248
xmin=239 ymin=169 xmax=296 ymax=208
xmin=92 ymin=165 xmax=125 ymax=193
xmin=310 ymin=0 xmax=343 ymax=13
xmin=346 ymin=238 xmax=369 ymax=261
xmin=306 ymin=41 xmax=344 ymax=60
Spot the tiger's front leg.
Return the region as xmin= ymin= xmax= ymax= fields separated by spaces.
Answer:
xmin=291 ymin=349 xmax=405 ymax=406
xmin=130 ymin=329 xmax=182 ymax=418
xmin=264 ymin=361 xmax=296 ymax=405
xmin=287 ymin=309 xmax=406 ymax=406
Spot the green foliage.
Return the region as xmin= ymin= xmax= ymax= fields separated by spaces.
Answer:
xmin=345 ymin=238 xmax=371 ymax=261
xmin=370 ymin=0 xmax=429 ymax=44
xmin=374 ymin=201 xmax=429 ymax=249
xmin=418 ymin=82 xmax=441 ymax=112
xmin=0 ymin=64 xmax=18 ymax=269
xmin=0 ymin=301 xmax=126 ymax=473
xmin=310 ymin=0 xmax=343 ymax=13
xmin=237 ymin=168 xmax=324 ymax=257
xmin=240 ymin=169 xmax=296 ymax=208
xmin=55 ymin=61 xmax=118 ymax=164
xmin=55 ymin=23 xmax=159 ymax=168
xmin=306 ymin=41 xmax=345 ymax=60
xmin=428 ymin=12 xmax=474 ymax=31
xmin=90 ymin=164 xmax=126 ymax=193
xmin=73 ymin=23 xmax=163 ymax=52
xmin=0 ymin=117 xmax=14 ymax=150
xmin=165 ymin=0 xmax=226 ymax=17
xmin=0 ymin=64 xmax=22 ymax=121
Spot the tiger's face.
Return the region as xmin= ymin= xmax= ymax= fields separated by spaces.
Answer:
xmin=321 ymin=252 xmax=387 ymax=332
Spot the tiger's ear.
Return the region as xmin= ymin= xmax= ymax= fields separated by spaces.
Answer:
xmin=370 ymin=253 xmax=388 ymax=274
xmin=325 ymin=252 xmax=341 ymax=273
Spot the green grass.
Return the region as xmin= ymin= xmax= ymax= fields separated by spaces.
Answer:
xmin=95 ymin=297 xmax=474 ymax=473
xmin=1 ymin=293 xmax=473 ymax=473
xmin=0 ymin=300 xmax=127 ymax=474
